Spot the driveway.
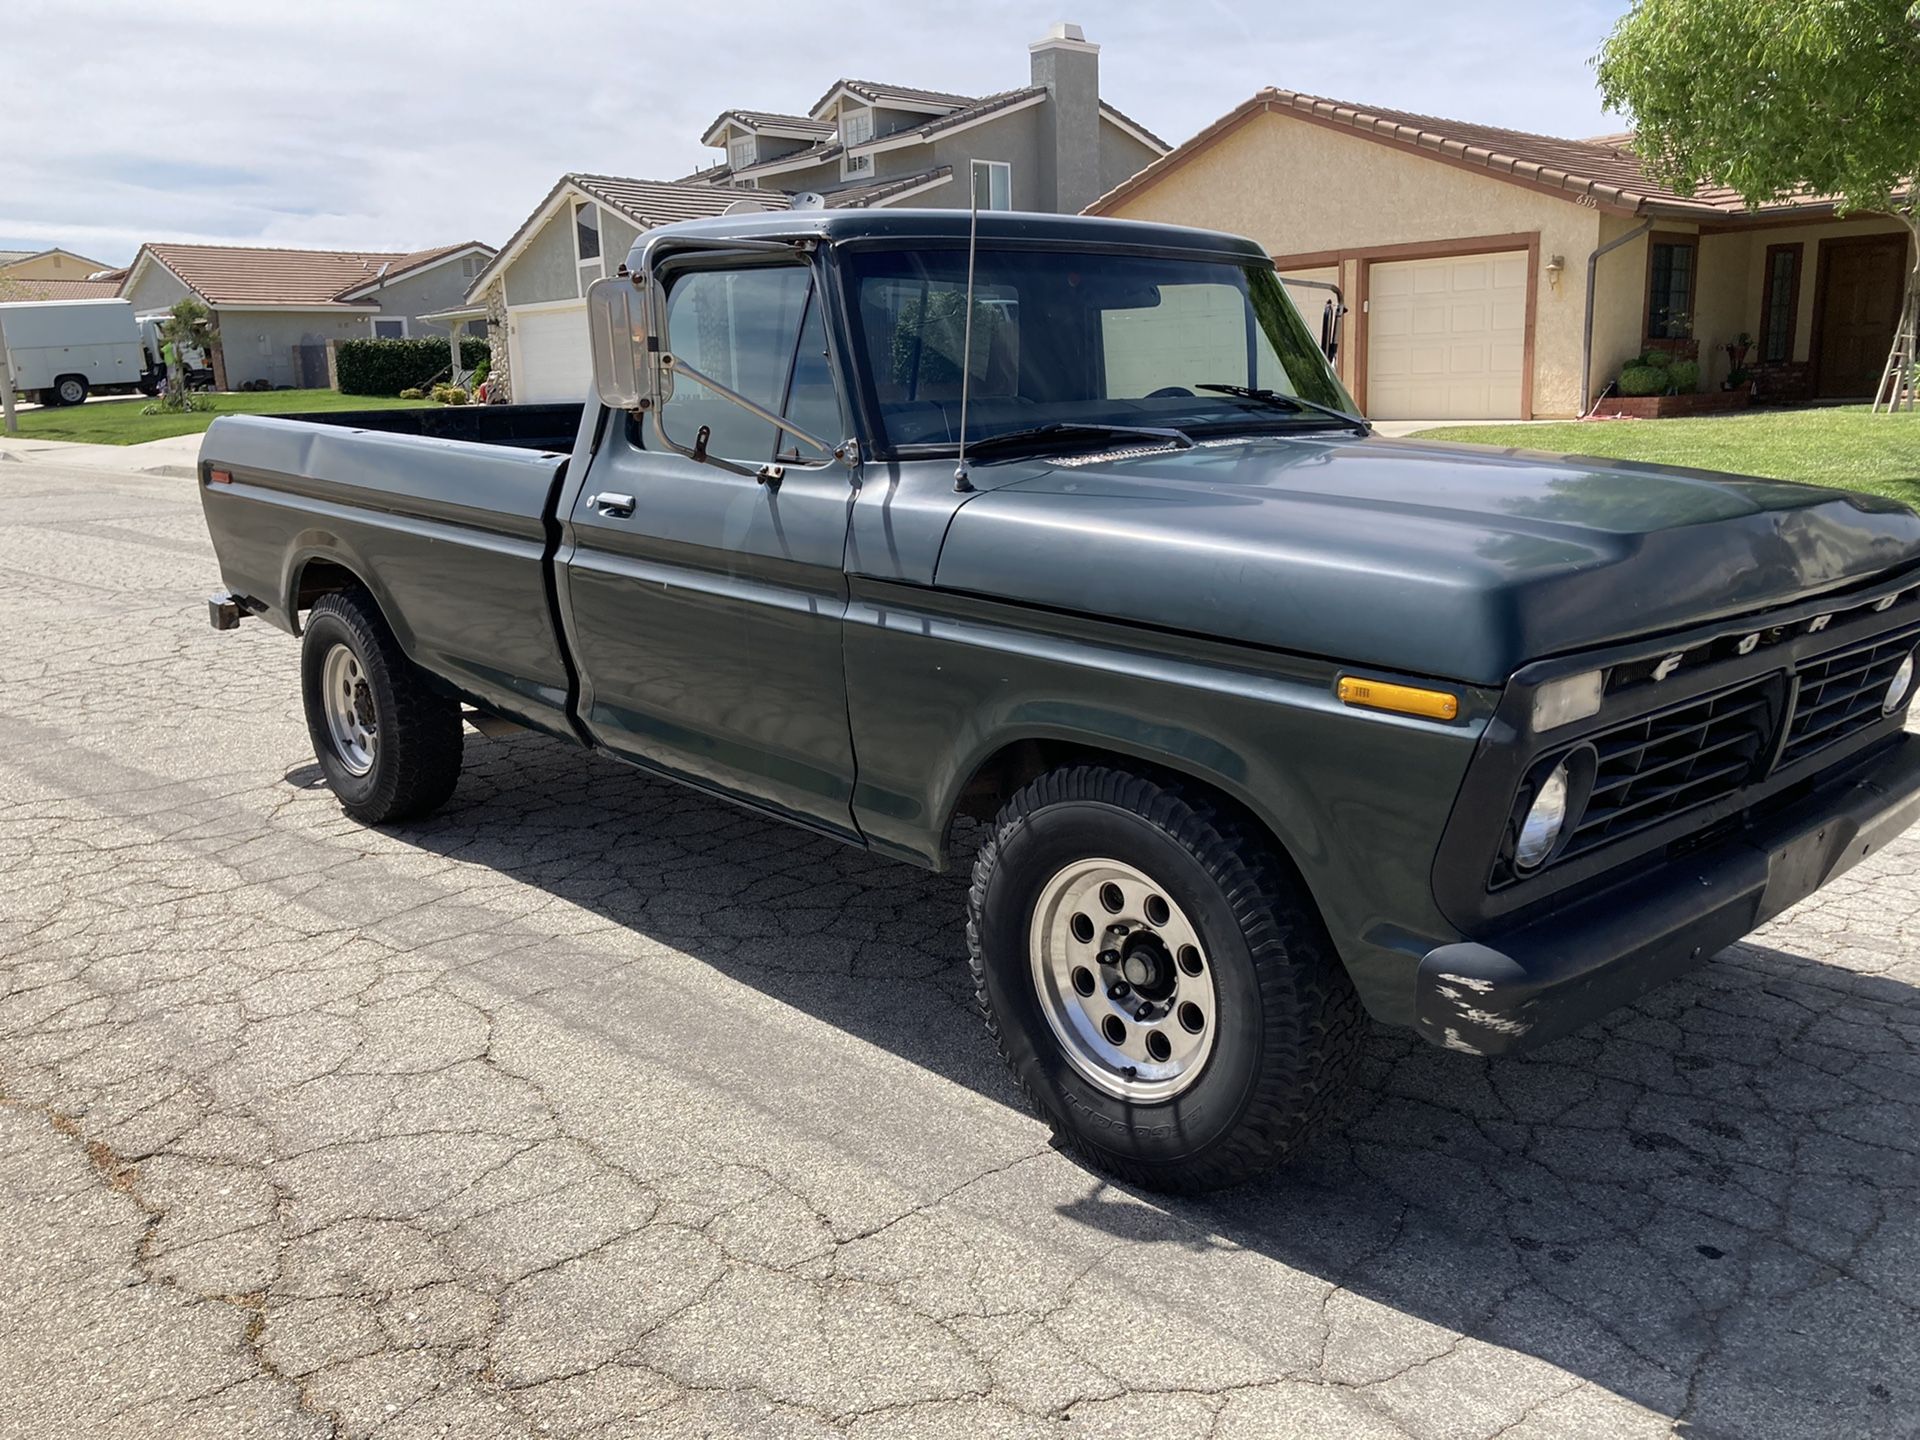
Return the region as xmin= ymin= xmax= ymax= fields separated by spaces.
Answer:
xmin=1 ymin=457 xmax=1915 ymax=1439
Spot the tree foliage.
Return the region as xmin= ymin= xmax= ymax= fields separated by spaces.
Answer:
xmin=1595 ymin=0 xmax=1920 ymax=218
xmin=158 ymin=296 xmax=218 ymax=356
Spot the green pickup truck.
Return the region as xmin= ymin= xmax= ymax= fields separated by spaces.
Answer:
xmin=199 ymin=210 xmax=1920 ymax=1192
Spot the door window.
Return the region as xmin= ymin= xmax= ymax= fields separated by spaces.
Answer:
xmin=658 ymin=264 xmax=836 ymax=464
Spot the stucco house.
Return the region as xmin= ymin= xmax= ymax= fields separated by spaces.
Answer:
xmin=0 ymin=248 xmax=121 ymax=302
xmin=118 ymin=241 xmax=495 ymax=389
xmin=1088 ymin=89 xmax=1918 ymax=420
xmin=0 ymin=247 xmax=112 ymax=283
xmin=468 ymin=22 xmax=1166 ymax=403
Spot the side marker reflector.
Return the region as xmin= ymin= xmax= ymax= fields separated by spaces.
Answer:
xmin=1338 ymin=676 xmax=1460 ymax=721
xmin=208 ymin=469 xmax=232 ymax=485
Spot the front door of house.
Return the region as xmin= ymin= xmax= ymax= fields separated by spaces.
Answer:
xmin=1815 ymin=236 xmax=1907 ymax=399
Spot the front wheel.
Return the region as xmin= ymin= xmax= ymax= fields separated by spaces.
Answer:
xmin=968 ymin=765 xmax=1364 ymax=1192
xmin=54 ymin=376 xmax=88 ymax=406
xmin=300 ymin=590 xmax=463 ymax=824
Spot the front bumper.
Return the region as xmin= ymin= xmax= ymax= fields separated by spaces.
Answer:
xmin=1415 ymin=734 xmax=1920 ymax=1055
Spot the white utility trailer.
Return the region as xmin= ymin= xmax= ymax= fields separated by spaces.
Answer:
xmin=0 ymin=297 xmax=155 ymax=406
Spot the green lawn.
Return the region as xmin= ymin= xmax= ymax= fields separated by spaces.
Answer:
xmin=9 ymin=390 xmax=430 ymax=445
xmin=1408 ymin=406 xmax=1920 ymax=509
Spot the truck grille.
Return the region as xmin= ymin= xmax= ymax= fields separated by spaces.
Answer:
xmin=1559 ymin=680 xmax=1777 ymax=859
xmin=1778 ymin=628 xmax=1920 ymax=768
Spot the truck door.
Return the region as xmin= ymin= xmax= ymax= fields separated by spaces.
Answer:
xmin=560 ymin=257 xmax=860 ymax=839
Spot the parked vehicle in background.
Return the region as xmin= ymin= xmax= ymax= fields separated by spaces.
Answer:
xmin=0 ymin=297 xmax=159 ymax=405
xmin=134 ymin=315 xmax=215 ymax=394
xmin=197 ymin=210 xmax=1920 ymax=1193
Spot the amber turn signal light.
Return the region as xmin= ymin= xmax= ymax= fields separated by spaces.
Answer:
xmin=1337 ymin=676 xmax=1460 ymax=721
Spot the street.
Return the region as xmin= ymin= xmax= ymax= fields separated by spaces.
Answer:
xmin=0 ymin=454 xmax=1914 ymax=1440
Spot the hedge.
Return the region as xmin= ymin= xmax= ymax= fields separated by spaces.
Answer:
xmin=337 ymin=336 xmax=490 ymax=396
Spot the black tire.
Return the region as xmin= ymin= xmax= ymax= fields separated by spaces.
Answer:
xmin=300 ymin=590 xmax=462 ymax=824
xmin=54 ymin=376 xmax=88 ymax=406
xmin=968 ymin=764 xmax=1365 ymax=1193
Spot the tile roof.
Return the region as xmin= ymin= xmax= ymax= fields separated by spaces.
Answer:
xmin=808 ymin=78 xmax=977 ymax=119
xmin=136 ymin=240 xmax=496 ymax=308
xmin=0 ymin=277 xmax=125 ymax=301
xmin=702 ymin=109 xmax=836 ymax=145
xmin=731 ymin=138 xmax=847 ymax=178
xmin=0 ymin=250 xmax=36 ymax=267
xmin=335 ymin=241 xmax=493 ymax=299
xmin=820 ymin=166 xmax=955 ymax=207
xmin=1089 ymin=87 xmax=1854 ymax=219
xmin=135 ymin=243 xmax=408 ymax=307
xmin=572 ymin=174 xmax=793 ymax=226
xmin=865 ymin=87 xmax=1047 ymax=147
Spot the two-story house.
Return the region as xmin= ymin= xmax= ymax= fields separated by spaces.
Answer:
xmin=468 ymin=23 xmax=1167 ymax=403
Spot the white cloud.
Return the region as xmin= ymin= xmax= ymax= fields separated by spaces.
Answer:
xmin=0 ymin=0 xmax=1628 ymax=266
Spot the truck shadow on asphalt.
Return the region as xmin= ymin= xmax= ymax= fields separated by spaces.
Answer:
xmin=365 ymin=730 xmax=1917 ymax=1438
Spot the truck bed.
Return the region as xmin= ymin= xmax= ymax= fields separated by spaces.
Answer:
xmin=199 ymin=409 xmax=583 ymax=734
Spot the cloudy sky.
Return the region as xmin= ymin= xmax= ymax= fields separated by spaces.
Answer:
xmin=3 ymin=0 xmax=1632 ymax=267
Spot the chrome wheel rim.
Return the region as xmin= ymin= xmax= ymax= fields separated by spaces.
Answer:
xmin=321 ymin=643 xmax=377 ymax=777
xmin=1029 ymin=858 xmax=1218 ymax=1102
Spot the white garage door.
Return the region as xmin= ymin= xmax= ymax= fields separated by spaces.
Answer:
xmin=509 ymin=302 xmax=590 ymax=404
xmin=1366 ymin=251 xmax=1527 ymax=420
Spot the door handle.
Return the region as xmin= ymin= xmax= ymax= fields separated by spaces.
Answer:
xmin=588 ymin=491 xmax=635 ymax=519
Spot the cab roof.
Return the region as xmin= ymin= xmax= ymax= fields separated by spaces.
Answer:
xmin=625 ymin=208 xmax=1270 ymax=265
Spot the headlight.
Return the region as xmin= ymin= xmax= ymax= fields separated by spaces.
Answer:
xmin=1514 ymin=761 xmax=1571 ymax=871
xmin=1885 ymin=653 xmax=1915 ymax=714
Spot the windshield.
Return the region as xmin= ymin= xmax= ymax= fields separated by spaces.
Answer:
xmin=839 ymin=245 xmax=1356 ymax=454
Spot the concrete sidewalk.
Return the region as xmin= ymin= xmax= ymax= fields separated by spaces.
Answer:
xmin=0 ymin=430 xmax=201 ymax=479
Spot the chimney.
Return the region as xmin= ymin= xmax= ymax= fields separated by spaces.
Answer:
xmin=1029 ymin=21 xmax=1101 ymax=213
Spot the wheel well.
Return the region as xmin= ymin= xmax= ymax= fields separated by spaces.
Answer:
xmin=291 ymin=559 xmax=371 ymax=623
xmin=945 ymin=739 xmax=1304 ymax=891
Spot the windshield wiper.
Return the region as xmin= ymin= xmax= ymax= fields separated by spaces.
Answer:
xmin=1194 ymin=384 xmax=1371 ymax=435
xmin=963 ymin=421 xmax=1196 ymax=461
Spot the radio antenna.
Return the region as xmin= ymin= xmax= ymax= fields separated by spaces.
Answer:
xmin=952 ymin=159 xmax=984 ymax=494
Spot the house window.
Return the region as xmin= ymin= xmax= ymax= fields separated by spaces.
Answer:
xmin=461 ymin=254 xmax=483 ymax=279
xmin=574 ymin=202 xmax=601 ymax=263
xmin=464 ymin=319 xmax=487 ymax=338
xmin=728 ymin=135 xmax=756 ymax=171
xmin=1759 ymin=243 xmax=1803 ymax=364
xmin=841 ymin=108 xmax=873 ymax=177
xmin=1645 ymin=235 xmax=1696 ymax=339
xmin=573 ymin=200 xmax=604 ymax=293
xmin=973 ymin=161 xmax=1013 ymax=212
xmin=373 ymin=318 xmax=407 ymax=339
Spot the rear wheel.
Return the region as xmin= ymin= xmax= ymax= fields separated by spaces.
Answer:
xmin=300 ymin=590 xmax=462 ymax=824
xmin=968 ymin=764 xmax=1365 ymax=1192
xmin=54 ymin=375 xmax=88 ymax=406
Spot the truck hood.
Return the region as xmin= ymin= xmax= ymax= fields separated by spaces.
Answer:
xmin=931 ymin=434 xmax=1920 ymax=685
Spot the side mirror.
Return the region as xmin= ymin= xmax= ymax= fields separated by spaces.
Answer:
xmin=587 ymin=272 xmax=652 ymax=410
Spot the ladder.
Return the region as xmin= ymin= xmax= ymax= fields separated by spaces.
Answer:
xmin=1874 ymin=283 xmax=1917 ymax=413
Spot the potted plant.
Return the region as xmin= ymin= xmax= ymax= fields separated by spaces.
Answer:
xmin=1722 ymin=333 xmax=1754 ymax=391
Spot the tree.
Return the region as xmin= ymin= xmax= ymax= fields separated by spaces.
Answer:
xmin=156 ymin=297 xmax=221 ymax=408
xmin=1596 ymin=0 xmax=1920 ymax=409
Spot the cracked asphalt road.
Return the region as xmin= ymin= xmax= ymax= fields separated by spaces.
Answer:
xmin=1 ymin=458 xmax=1916 ymax=1440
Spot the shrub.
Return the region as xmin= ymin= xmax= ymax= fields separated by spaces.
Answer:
xmin=1666 ymin=359 xmax=1700 ymax=393
xmin=440 ymin=387 xmax=469 ymax=406
xmin=1638 ymin=349 xmax=1672 ymax=369
xmin=336 ymin=336 xmax=490 ymax=396
xmin=1616 ymin=364 xmax=1667 ymax=397
xmin=398 ymin=387 xmax=425 ymax=400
